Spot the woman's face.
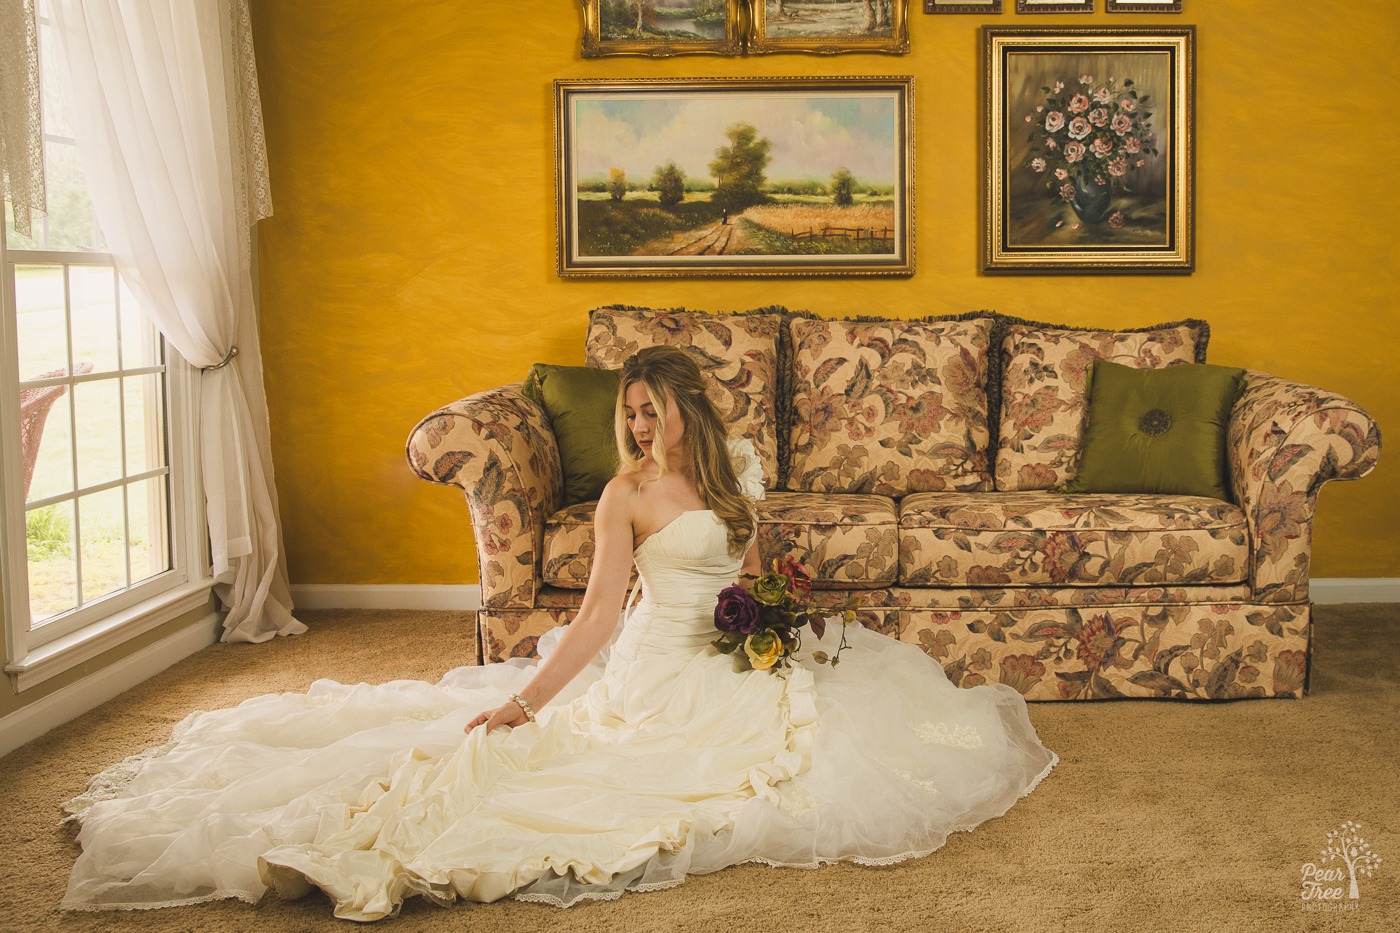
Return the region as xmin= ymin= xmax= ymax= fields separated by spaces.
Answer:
xmin=624 ymin=380 xmax=686 ymax=465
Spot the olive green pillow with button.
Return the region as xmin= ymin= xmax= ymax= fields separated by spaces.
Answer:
xmin=522 ymin=364 xmax=621 ymax=506
xmin=1064 ymin=360 xmax=1246 ymax=501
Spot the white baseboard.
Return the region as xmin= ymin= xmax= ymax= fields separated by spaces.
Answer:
xmin=1311 ymin=578 xmax=1400 ymax=604
xmin=0 ymin=612 xmax=221 ymax=760
xmin=289 ymin=580 xmax=1398 ymax=611
xmin=290 ymin=585 xmax=481 ymax=612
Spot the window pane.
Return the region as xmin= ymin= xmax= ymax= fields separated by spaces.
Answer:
xmin=41 ymin=141 xmax=101 ymax=252
xmin=128 ymin=476 xmax=170 ymax=583
xmin=73 ymin=377 xmax=123 ymax=489
xmin=117 ymin=278 xmax=158 ymax=370
xmin=69 ymin=265 xmax=120 ymax=375
xmin=15 ymin=264 xmax=69 ymax=378
xmin=79 ymin=487 xmax=127 ymax=602
xmin=22 ymin=386 xmax=73 ymax=504
xmin=122 ymin=373 xmax=165 ymax=476
xmin=28 ymin=499 xmax=77 ymax=624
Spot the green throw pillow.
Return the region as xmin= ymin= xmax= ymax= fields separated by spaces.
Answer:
xmin=522 ymin=364 xmax=621 ymax=506
xmin=1064 ymin=360 xmax=1245 ymax=501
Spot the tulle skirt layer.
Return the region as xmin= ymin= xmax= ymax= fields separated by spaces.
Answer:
xmin=63 ymin=624 xmax=1056 ymax=921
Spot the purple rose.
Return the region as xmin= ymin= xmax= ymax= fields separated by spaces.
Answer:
xmin=715 ymin=585 xmax=760 ymax=634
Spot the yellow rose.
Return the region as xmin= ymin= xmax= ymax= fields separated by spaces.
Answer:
xmin=744 ymin=630 xmax=785 ymax=671
xmin=751 ymin=572 xmax=790 ymax=607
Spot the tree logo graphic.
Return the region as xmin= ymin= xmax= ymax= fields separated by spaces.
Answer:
xmin=1301 ymin=820 xmax=1383 ymax=906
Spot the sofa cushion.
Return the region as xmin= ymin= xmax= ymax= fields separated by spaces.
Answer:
xmin=542 ymin=492 xmax=898 ymax=590
xmin=1065 ymin=360 xmax=1246 ymax=501
xmin=585 ymin=306 xmax=782 ymax=489
xmin=522 ymin=363 xmax=621 ymax=506
xmin=995 ymin=319 xmax=1208 ymax=492
xmin=898 ymin=491 xmax=1248 ymax=588
xmin=788 ymin=316 xmax=994 ymax=495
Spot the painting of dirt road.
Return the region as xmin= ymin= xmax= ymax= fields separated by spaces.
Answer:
xmin=749 ymin=1 xmax=908 ymax=55
xmin=557 ymin=79 xmax=912 ymax=277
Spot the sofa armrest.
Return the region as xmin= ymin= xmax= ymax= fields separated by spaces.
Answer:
xmin=1228 ymin=371 xmax=1381 ymax=602
xmin=406 ymin=382 xmax=563 ymax=609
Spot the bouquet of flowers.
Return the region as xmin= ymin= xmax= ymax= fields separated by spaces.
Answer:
xmin=712 ymin=555 xmax=858 ymax=672
xmin=1022 ymin=73 xmax=1158 ymax=227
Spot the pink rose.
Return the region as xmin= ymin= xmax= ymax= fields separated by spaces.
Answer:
xmin=1079 ymin=74 xmax=1094 ymax=85
xmin=1108 ymin=156 xmax=1128 ymax=177
xmin=1054 ymin=167 xmax=1069 ymax=180
xmin=1091 ymin=137 xmax=1114 ymax=157
xmin=1045 ymin=137 xmax=1058 ymax=150
xmin=1119 ymin=97 xmax=1136 ymax=112
xmin=1088 ymin=107 xmax=1109 ymax=127
xmin=1068 ymin=116 xmax=1092 ymax=140
xmin=1111 ymin=113 xmax=1133 ymax=135
xmin=1108 ymin=211 xmax=1125 ymax=229
xmin=1025 ymin=114 xmax=1033 ymax=122
xmin=1031 ymin=157 xmax=1047 ymax=172
xmin=1124 ymin=136 xmax=1142 ymax=153
xmin=1094 ymin=87 xmax=1113 ymax=104
xmin=1036 ymin=105 xmax=1044 ymax=112
xmin=1058 ymin=182 xmax=1076 ymax=202
xmin=1069 ymin=94 xmax=1090 ymax=114
xmin=1063 ymin=141 xmax=1087 ymax=163
xmin=1095 ymin=174 xmax=1107 ymax=186
xmin=1044 ymin=111 xmax=1065 ymax=132
xmin=1053 ymin=80 xmax=1065 ymax=93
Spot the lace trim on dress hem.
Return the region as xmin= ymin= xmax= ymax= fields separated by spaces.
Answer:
xmin=60 ymin=709 xmax=209 ymax=824
xmin=61 ymin=889 xmax=262 ymax=912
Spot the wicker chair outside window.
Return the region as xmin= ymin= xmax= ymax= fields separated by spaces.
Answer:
xmin=18 ymin=362 xmax=94 ymax=501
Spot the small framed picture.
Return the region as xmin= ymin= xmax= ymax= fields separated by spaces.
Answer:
xmin=1107 ymin=1 xmax=1183 ymax=12
xmin=1015 ymin=0 xmax=1092 ymax=12
xmin=580 ymin=0 xmax=742 ymax=58
xmin=749 ymin=0 xmax=910 ymax=55
xmin=982 ymin=26 xmax=1195 ymax=273
xmin=925 ymin=1 xmax=1003 ymax=13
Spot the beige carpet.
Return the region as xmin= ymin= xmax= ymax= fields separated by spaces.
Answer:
xmin=2 ymin=606 xmax=1396 ymax=932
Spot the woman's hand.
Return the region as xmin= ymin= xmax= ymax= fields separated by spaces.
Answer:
xmin=466 ymin=700 xmax=528 ymax=734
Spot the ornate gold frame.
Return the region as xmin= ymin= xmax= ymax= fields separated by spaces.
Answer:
xmin=982 ymin=27 xmax=1195 ymax=274
xmin=580 ymin=0 xmax=743 ymax=58
xmin=748 ymin=1 xmax=910 ymax=55
xmin=556 ymin=76 xmax=914 ymax=278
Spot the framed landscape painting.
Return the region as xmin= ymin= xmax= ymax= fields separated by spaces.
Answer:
xmin=555 ymin=77 xmax=914 ymax=278
xmin=982 ymin=27 xmax=1195 ymax=274
xmin=748 ymin=1 xmax=910 ymax=55
xmin=580 ymin=0 xmax=742 ymax=57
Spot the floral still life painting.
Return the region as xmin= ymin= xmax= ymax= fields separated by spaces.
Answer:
xmin=983 ymin=28 xmax=1194 ymax=273
xmin=556 ymin=77 xmax=913 ymax=277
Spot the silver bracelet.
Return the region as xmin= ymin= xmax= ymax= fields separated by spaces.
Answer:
xmin=508 ymin=693 xmax=537 ymax=723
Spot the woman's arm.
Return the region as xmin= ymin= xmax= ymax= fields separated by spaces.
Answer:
xmin=739 ymin=535 xmax=761 ymax=581
xmin=468 ymin=476 xmax=637 ymax=733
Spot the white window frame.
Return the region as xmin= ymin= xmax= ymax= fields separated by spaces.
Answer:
xmin=0 ymin=242 xmax=213 ymax=693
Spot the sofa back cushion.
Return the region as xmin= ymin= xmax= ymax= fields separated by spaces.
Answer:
xmin=585 ymin=306 xmax=783 ymax=489
xmin=787 ymin=317 xmax=994 ymax=495
xmin=995 ymin=319 xmax=1208 ymax=491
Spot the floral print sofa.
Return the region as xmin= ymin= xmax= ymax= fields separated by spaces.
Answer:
xmin=407 ymin=307 xmax=1380 ymax=701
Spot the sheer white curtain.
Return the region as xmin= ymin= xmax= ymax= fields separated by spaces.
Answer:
xmin=0 ymin=0 xmax=46 ymax=236
xmin=50 ymin=0 xmax=304 ymax=642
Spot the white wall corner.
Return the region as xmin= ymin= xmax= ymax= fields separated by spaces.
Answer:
xmin=0 ymin=611 xmax=220 ymax=760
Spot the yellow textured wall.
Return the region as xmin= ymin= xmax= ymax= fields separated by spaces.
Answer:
xmin=250 ymin=1 xmax=1398 ymax=586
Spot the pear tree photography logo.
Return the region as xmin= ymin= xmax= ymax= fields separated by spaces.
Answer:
xmin=1300 ymin=820 xmax=1383 ymax=911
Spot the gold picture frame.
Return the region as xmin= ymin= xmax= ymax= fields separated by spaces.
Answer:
xmin=982 ymin=26 xmax=1195 ymax=274
xmin=748 ymin=1 xmax=910 ymax=55
xmin=556 ymin=76 xmax=914 ymax=278
xmin=581 ymin=0 xmax=743 ymax=58
xmin=925 ymin=1 xmax=1003 ymax=13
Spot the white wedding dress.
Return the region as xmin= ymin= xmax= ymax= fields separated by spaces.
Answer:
xmin=63 ymin=450 xmax=1058 ymax=922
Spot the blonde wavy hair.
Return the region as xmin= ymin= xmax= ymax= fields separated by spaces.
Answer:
xmin=615 ymin=346 xmax=755 ymax=556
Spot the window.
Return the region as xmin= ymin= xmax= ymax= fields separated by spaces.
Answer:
xmin=2 ymin=4 xmax=204 ymax=687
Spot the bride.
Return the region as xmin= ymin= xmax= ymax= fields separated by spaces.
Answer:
xmin=63 ymin=346 xmax=1058 ymax=922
